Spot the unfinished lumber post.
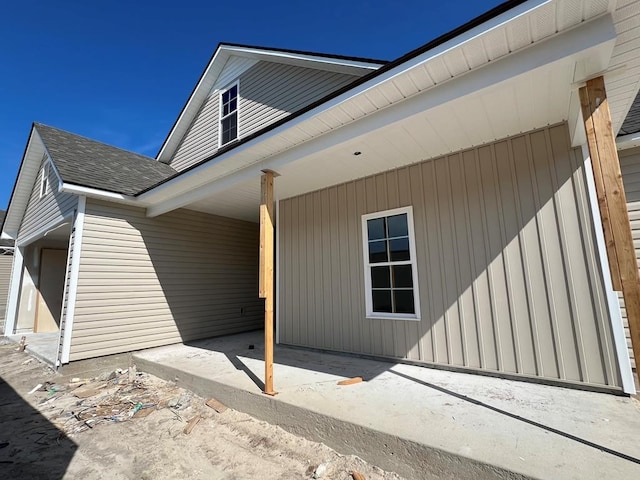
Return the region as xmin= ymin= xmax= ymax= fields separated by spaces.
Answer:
xmin=260 ymin=170 xmax=277 ymax=396
xmin=580 ymin=76 xmax=640 ymax=383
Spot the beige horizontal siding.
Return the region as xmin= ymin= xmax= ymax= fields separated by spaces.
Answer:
xmin=618 ymin=146 xmax=640 ymax=371
xmin=18 ymin=157 xmax=77 ymax=242
xmin=170 ymin=60 xmax=358 ymax=171
xmin=279 ymin=123 xmax=621 ymax=389
xmin=70 ymin=199 xmax=262 ymax=361
xmin=0 ymin=254 xmax=13 ymax=333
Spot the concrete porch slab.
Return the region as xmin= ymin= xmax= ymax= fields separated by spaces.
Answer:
xmin=8 ymin=332 xmax=58 ymax=366
xmin=133 ymin=331 xmax=640 ymax=480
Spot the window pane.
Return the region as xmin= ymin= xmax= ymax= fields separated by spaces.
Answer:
xmin=368 ymin=240 xmax=388 ymax=263
xmin=392 ymin=265 xmax=413 ymax=288
xmin=389 ymin=238 xmax=410 ymax=261
xmin=222 ymin=90 xmax=230 ymax=104
xmin=387 ymin=214 xmax=408 ymax=237
xmin=229 ymin=85 xmax=237 ymax=99
xmin=367 ymin=218 xmax=386 ymax=240
xmin=394 ymin=290 xmax=415 ymax=314
xmin=223 ymin=101 xmax=230 ymax=116
xmin=229 ymin=98 xmax=237 ymax=112
xmin=372 ymin=290 xmax=392 ymax=313
xmin=371 ymin=266 xmax=390 ymax=288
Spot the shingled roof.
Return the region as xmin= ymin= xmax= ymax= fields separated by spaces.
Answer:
xmin=35 ymin=123 xmax=177 ymax=195
xmin=619 ymin=91 xmax=640 ymax=137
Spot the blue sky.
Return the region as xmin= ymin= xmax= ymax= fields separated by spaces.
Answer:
xmin=0 ymin=0 xmax=504 ymax=209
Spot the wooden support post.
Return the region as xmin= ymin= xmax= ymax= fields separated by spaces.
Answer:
xmin=259 ymin=170 xmax=276 ymax=395
xmin=580 ymin=76 xmax=640 ymax=382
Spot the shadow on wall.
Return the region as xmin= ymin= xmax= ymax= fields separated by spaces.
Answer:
xmin=279 ymin=124 xmax=620 ymax=387
xmin=0 ymin=374 xmax=77 ymax=478
xmin=128 ymin=208 xmax=265 ymax=344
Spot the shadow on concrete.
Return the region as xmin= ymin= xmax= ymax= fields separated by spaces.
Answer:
xmin=0 ymin=374 xmax=77 ymax=479
xmin=389 ymin=369 xmax=640 ymax=466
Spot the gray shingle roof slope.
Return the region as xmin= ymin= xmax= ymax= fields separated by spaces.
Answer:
xmin=619 ymin=91 xmax=640 ymax=136
xmin=34 ymin=123 xmax=177 ymax=195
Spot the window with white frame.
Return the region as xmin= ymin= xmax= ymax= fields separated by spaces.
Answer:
xmin=362 ymin=207 xmax=420 ymax=320
xmin=220 ymin=82 xmax=238 ymax=146
xmin=39 ymin=161 xmax=50 ymax=198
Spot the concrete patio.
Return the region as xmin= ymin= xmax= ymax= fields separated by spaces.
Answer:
xmin=133 ymin=331 xmax=640 ymax=480
xmin=8 ymin=332 xmax=58 ymax=365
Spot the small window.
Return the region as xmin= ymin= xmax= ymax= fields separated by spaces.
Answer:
xmin=220 ymin=83 xmax=238 ymax=146
xmin=39 ymin=162 xmax=50 ymax=198
xmin=362 ymin=207 xmax=420 ymax=320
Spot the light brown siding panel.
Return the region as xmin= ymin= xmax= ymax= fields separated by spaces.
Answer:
xmin=70 ymin=199 xmax=262 ymax=361
xmin=170 ymin=61 xmax=358 ymax=171
xmin=0 ymin=254 xmax=13 ymax=332
xmin=18 ymin=158 xmax=77 ymax=242
xmin=619 ymin=146 xmax=640 ymax=370
xmin=279 ymin=124 xmax=622 ymax=388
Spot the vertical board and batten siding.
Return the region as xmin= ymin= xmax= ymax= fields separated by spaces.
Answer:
xmin=17 ymin=157 xmax=77 ymax=242
xmin=169 ymin=59 xmax=359 ymax=171
xmin=279 ymin=123 xmax=622 ymax=389
xmin=70 ymin=199 xmax=262 ymax=361
xmin=618 ymin=146 xmax=640 ymax=371
xmin=0 ymin=254 xmax=13 ymax=332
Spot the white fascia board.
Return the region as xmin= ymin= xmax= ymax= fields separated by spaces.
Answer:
xmin=1 ymin=128 xmax=44 ymax=240
xmin=220 ymin=45 xmax=385 ymax=72
xmin=616 ymin=132 xmax=640 ymax=150
xmin=147 ymin=13 xmax=617 ymax=217
xmin=156 ymin=48 xmax=231 ymax=163
xmin=59 ymin=183 xmax=140 ymax=205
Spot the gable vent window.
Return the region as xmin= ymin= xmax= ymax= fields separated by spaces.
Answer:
xmin=39 ymin=162 xmax=51 ymax=198
xmin=361 ymin=206 xmax=420 ymax=321
xmin=220 ymin=83 xmax=238 ymax=146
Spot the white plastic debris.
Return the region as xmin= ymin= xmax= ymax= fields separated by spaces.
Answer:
xmin=312 ymin=463 xmax=328 ymax=479
xmin=28 ymin=383 xmax=43 ymax=394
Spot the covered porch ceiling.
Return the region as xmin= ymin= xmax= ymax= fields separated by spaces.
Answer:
xmin=141 ymin=2 xmax=640 ymax=222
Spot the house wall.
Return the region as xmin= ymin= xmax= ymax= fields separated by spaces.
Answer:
xmin=0 ymin=253 xmax=13 ymax=333
xmin=69 ymin=199 xmax=262 ymax=361
xmin=618 ymin=146 xmax=640 ymax=371
xmin=17 ymin=156 xmax=77 ymax=242
xmin=169 ymin=61 xmax=359 ymax=171
xmin=278 ymin=123 xmax=622 ymax=389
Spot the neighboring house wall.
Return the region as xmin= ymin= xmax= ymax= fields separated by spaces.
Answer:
xmin=17 ymin=156 xmax=77 ymax=242
xmin=0 ymin=253 xmax=13 ymax=333
xmin=278 ymin=123 xmax=622 ymax=389
xmin=70 ymin=199 xmax=262 ymax=361
xmin=618 ymin=146 xmax=640 ymax=371
xmin=169 ymin=60 xmax=360 ymax=171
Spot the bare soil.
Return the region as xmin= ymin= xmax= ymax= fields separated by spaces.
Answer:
xmin=0 ymin=342 xmax=403 ymax=480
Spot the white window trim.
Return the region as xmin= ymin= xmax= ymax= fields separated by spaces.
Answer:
xmin=39 ymin=159 xmax=51 ymax=199
xmin=218 ymin=80 xmax=240 ymax=148
xmin=361 ymin=206 xmax=421 ymax=321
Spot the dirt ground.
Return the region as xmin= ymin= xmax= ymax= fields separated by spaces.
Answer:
xmin=0 ymin=341 xmax=404 ymax=480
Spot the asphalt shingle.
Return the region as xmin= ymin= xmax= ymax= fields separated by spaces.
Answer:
xmin=35 ymin=123 xmax=177 ymax=195
xmin=619 ymin=91 xmax=640 ymax=136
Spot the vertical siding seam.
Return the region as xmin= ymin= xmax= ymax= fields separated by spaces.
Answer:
xmin=567 ymin=145 xmax=613 ymax=384
xmin=510 ymin=136 xmax=542 ymax=377
xmin=543 ymin=128 xmax=586 ymax=382
xmin=447 ymin=154 xmax=468 ymax=366
xmin=418 ymin=163 xmax=436 ymax=362
xmin=525 ymin=132 xmax=564 ymax=379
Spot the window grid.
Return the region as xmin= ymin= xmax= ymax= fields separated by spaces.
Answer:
xmin=220 ymin=83 xmax=238 ymax=146
xmin=362 ymin=207 xmax=420 ymax=320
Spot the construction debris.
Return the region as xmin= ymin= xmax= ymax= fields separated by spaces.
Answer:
xmin=28 ymin=383 xmax=43 ymax=394
xmin=350 ymin=471 xmax=367 ymax=480
xmin=312 ymin=462 xmax=328 ymax=478
xmin=17 ymin=336 xmax=26 ymax=352
xmin=183 ymin=415 xmax=202 ymax=434
xmin=205 ymin=397 xmax=228 ymax=413
xmin=337 ymin=377 xmax=363 ymax=386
